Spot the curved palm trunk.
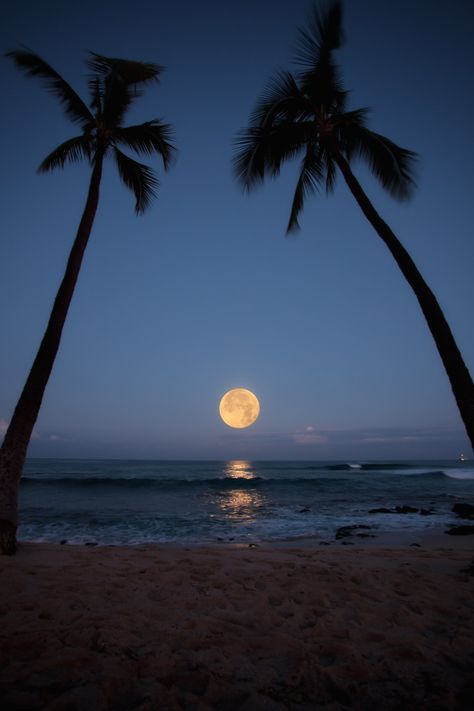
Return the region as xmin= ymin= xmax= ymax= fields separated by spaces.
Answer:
xmin=0 ymin=155 xmax=104 ymax=554
xmin=333 ymin=150 xmax=474 ymax=453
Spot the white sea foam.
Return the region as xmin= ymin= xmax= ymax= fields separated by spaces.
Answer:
xmin=443 ymin=467 xmax=474 ymax=480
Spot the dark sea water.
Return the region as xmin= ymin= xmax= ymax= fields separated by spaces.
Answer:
xmin=18 ymin=459 xmax=474 ymax=545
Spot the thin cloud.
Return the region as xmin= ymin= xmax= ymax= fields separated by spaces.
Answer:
xmin=355 ymin=427 xmax=462 ymax=445
xmin=293 ymin=426 xmax=328 ymax=445
xmin=218 ymin=424 xmax=464 ymax=448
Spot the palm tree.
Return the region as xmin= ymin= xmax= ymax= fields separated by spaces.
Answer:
xmin=234 ymin=1 xmax=474 ymax=453
xmin=0 ymin=50 xmax=175 ymax=554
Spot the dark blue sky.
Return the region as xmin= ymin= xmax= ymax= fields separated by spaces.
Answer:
xmin=1 ymin=0 xmax=473 ymax=460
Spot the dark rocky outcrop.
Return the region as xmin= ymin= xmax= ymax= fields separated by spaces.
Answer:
xmin=452 ymin=503 xmax=474 ymax=520
xmin=369 ymin=505 xmax=437 ymax=516
xmin=445 ymin=525 xmax=474 ymax=536
xmin=369 ymin=506 xmax=419 ymax=514
xmin=335 ymin=524 xmax=373 ymax=540
xmin=369 ymin=507 xmax=392 ymax=514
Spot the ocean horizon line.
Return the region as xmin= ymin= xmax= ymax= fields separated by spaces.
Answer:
xmin=25 ymin=455 xmax=467 ymax=463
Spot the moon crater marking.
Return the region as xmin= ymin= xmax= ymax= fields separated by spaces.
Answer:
xmin=219 ymin=388 xmax=260 ymax=429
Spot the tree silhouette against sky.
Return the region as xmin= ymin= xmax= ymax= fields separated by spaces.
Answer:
xmin=0 ymin=50 xmax=175 ymax=554
xmin=234 ymin=1 xmax=474 ymax=454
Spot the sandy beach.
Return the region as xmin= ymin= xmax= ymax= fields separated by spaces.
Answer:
xmin=1 ymin=535 xmax=474 ymax=710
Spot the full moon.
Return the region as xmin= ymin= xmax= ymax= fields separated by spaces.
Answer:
xmin=219 ymin=388 xmax=260 ymax=429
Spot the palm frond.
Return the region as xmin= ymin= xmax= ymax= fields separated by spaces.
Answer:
xmin=234 ymin=0 xmax=418 ymax=237
xmin=38 ymin=135 xmax=93 ymax=173
xmin=5 ymin=48 xmax=93 ymax=128
xmin=294 ymin=1 xmax=344 ymax=68
xmin=335 ymin=107 xmax=369 ymax=129
xmin=234 ymin=121 xmax=313 ymax=190
xmin=114 ymin=148 xmax=159 ymax=214
xmin=334 ymin=107 xmax=369 ymax=155
xmin=87 ymin=53 xmax=163 ymax=128
xmin=113 ymin=120 xmax=175 ymax=168
xmin=103 ymin=78 xmax=135 ymax=127
xmin=250 ymin=71 xmax=311 ymax=127
xmin=266 ymin=121 xmax=315 ymax=176
xmin=302 ymin=62 xmax=347 ymax=111
xmin=287 ymin=144 xmax=325 ymax=233
xmin=324 ymin=149 xmax=337 ymax=194
xmin=89 ymin=77 xmax=102 ymax=113
xmin=233 ymin=127 xmax=267 ymax=189
xmin=293 ymin=2 xmax=346 ymax=109
xmin=342 ymin=124 xmax=417 ymax=200
xmin=87 ymin=53 xmax=163 ymax=86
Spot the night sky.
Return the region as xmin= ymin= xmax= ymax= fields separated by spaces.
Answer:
xmin=1 ymin=0 xmax=473 ymax=460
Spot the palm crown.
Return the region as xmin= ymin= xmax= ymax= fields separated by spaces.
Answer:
xmin=6 ymin=49 xmax=175 ymax=213
xmin=234 ymin=1 xmax=417 ymax=233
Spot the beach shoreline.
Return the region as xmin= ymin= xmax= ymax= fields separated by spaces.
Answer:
xmin=2 ymin=536 xmax=473 ymax=709
xmin=19 ymin=458 xmax=474 ymax=547
xmin=17 ymin=519 xmax=474 ymax=551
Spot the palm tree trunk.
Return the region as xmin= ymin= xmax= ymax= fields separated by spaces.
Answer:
xmin=0 ymin=155 xmax=104 ymax=555
xmin=333 ymin=149 xmax=474 ymax=453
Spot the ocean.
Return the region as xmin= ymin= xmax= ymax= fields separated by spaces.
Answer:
xmin=18 ymin=459 xmax=474 ymax=545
